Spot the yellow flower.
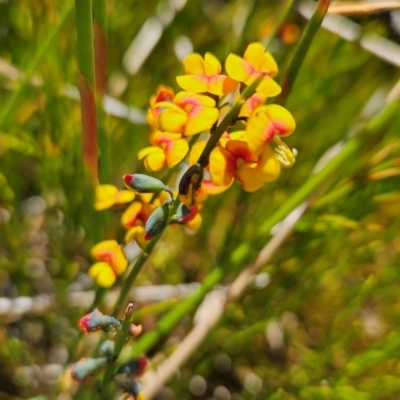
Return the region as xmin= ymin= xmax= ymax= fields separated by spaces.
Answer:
xmin=246 ymin=104 xmax=296 ymax=156
xmin=209 ymin=137 xmax=281 ymax=193
xmin=88 ymin=240 xmax=128 ymax=287
xmin=94 ymin=184 xmax=135 ymax=211
xmin=138 ymin=131 xmax=189 ymax=171
xmin=225 ymin=42 xmax=281 ymax=97
xmin=154 ymin=92 xmax=219 ymax=136
xmin=176 ymin=52 xmax=238 ymax=96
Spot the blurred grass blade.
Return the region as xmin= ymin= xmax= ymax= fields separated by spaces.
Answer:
xmin=75 ymin=0 xmax=98 ymax=183
xmin=0 ymin=3 xmax=73 ymax=129
xmin=328 ymin=1 xmax=400 ymax=15
xmin=278 ymin=0 xmax=331 ymax=105
xmin=265 ymin=0 xmax=297 ymax=49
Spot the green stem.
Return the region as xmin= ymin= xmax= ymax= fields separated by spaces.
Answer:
xmin=75 ymin=0 xmax=95 ymax=86
xmin=278 ymin=0 xmax=331 ymax=105
xmin=0 ymin=3 xmax=73 ymax=129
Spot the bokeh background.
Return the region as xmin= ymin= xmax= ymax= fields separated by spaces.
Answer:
xmin=1 ymin=0 xmax=400 ymax=399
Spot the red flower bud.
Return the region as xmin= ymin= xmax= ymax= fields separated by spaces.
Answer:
xmin=79 ymin=308 xmax=121 ymax=334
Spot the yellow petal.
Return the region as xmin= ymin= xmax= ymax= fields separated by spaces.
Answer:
xmin=262 ymin=104 xmax=296 ymax=136
xmin=175 ymin=92 xmax=216 ymax=108
xmin=125 ymin=225 xmax=147 ymax=249
xmin=260 ymin=51 xmax=278 ymax=76
xmin=255 ymin=76 xmax=281 ymax=97
xmin=88 ymin=262 xmax=116 ymax=288
xmin=186 ymin=213 xmax=203 ymax=231
xmin=114 ymin=190 xmax=135 ymax=205
xmin=112 ymin=246 xmax=128 ymax=275
xmin=182 ymin=53 xmax=205 ymax=75
xmin=156 ymin=102 xmax=187 ymax=133
xmin=189 ymin=141 xmax=207 ymax=165
xmin=209 ymin=146 xmax=235 ymax=186
xmin=246 ymin=111 xmax=271 ymax=156
xmin=143 ymin=149 xmax=166 ymax=172
xmin=235 ymin=164 xmax=267 ymax=192
xmin=165 ymin=138 xmax=189 ymax=167
xmin=208 ymin=75 xmax=238 ymax=96
xmin=185 ymin=107 xmax=219 ymax=136
xmin=225 ymin=53 xmax=251 ymax=82
xmin=121 ymin=202 xmax=143 ymax=229
xmin=243 ymin=42 xmax=265 ymax=70
xmin=94 ymin=185 xmax=118 ymax=210
xmin=204 ymin=52 xmax=221 ymax=75
xmin=256 ymin=144 xmax=281 ymax=180
xmin=91 ymin=240 xmax=119 ymax=259
xmin=176 ymin=75 xmax=209 ymax=94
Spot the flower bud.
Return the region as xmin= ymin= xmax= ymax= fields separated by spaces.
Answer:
xmin=115 ymin=377 xmax=144 ymax=399
xmin=173 ymin=203 xmax=199 ymax=224
xmin=79 ymin=308 xmax=121 ymax=334
xmin=118 ymin=356 xmax=148 ymax=377
xmin=129 ymin=323 xmax=143 ymax=337
xmin=124 ymin=174 xmax=173 ymax=197
xmin=178 ymin=163 xmax=203 ymax=208
xmin=144 ymin=198 xmax=173 ymax=240
xmin=99 ymin=340 xmax=115 ymax=357
xmin=71 ymin=357 xmax=107 ymax=382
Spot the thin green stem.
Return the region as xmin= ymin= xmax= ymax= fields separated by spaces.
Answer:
xmin=75 ymin=0 xmax=95 ymax=86
xmin=278 ymin=0 xmax=331 ymax=105
xmin=0 ymin=3 xmax=74 ymax=129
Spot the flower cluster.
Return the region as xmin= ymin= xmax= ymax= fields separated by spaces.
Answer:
xmin=142 ymin=41 xmax=296 ymax=198
xmin=88 ymin=42 xmax=296 ymax=287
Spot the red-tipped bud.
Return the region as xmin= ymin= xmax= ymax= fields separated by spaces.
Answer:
xmin=123 ymin=174 xmax=173 ymax=197
xmin=173 ymin=203 xmax=199 ymax=224
xmin=79 ymin=308 xmax=121 ymax=334
xmin=71 ymin=357 xmax=107 ymax=382
xmin=144 ymin=198 xmax=173 ymax=240
xmin=118 ymin=357 xmax=148 ymax=377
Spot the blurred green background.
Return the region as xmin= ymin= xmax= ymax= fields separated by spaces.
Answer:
xmin=1 ymin=0 xmax=400 ymax=399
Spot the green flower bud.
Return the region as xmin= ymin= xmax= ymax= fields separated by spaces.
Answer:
xmin=124 ymin=174 xmax=173 ymax=197
xmin=99 ymin=340 xmax=115 ymax=357
xmin=71 ymin=357 xmax=107 ymax=382
xmin=145 ymin=198 xmax=173 ymax=240
xmin=79 ymin=308 xmax=121 ymax=334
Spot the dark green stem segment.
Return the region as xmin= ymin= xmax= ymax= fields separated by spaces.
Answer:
xmin=75 ymin=0 xmax=95 ymax=87
xmin=197 ymin=74 xmax=264 ymax=167
xmin=278 ymin=0 xmax=331 ymax=105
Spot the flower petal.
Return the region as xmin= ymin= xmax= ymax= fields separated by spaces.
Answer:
xmin=176 ymin=75 xmax=209 ymax=94
xmin=156 ymin=102 xmax=187 ymax=133
xmin=182 ymin=53 xmax=205 ymax=75
xmin=185 ymin=107 xmax=219 ymax=136
xmin=139 ymin=147 xmax=166 ymax=172
xmin=208 ymin=75 xmax=238 ymax=96
xmin=235 ymin=164 xmax=267 ymax=192
xmin=121 ymin=202 xmax=143 ymax=228
xmin=243 ymin=42 xmax=265 ymax=70
xmin=262 ymin=104 xmax=296 ymax=137
xmin=256 ymin=144 xmax=281 ymax=180
xmin=225 ymin=53 xmax=251 ymax=82
xmin=209 ymin=146 xmax=236 ymax=186
xmin=204 ymin=52 xmax=222 ymax=75
xmin=165 ymin=138 xmax=189 ymax=167
xmin=189 ymin=141 xmax=207 ymax=166
xmin=88 ymin=262 xmax=116 ymax=288
xmin=260 ymin=51 xmax=278 ymax=76
xmin=115 ymin=190 xmax=135 ymax=205
xmin=255 ymin=76 xmax=282 ymax=97
xmin=91 ymin=240 xmax=119 ymax=259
